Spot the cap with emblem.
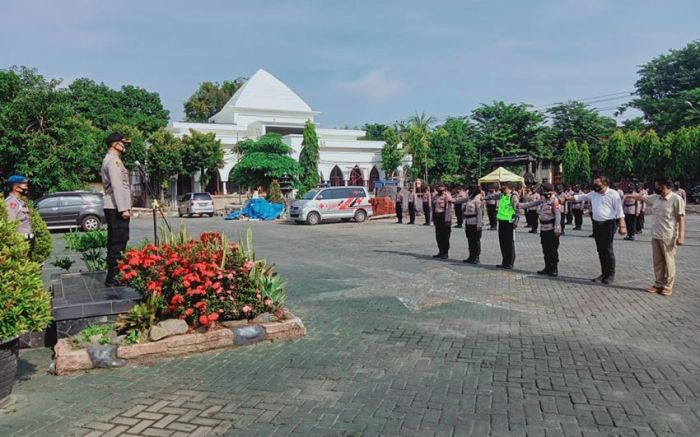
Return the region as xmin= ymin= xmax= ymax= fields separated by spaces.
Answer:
xmin=6 ymin=175 xmax=29 ymax=185
xmin=542 ymin=183 xmax=555 ymax=192
xmin=105 ymin=132 xmax=132 ymax=146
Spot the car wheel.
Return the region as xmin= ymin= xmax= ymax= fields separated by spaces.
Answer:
xmin=81 ymin=215 xmax=101 ymax=231
xmin=354 ymin=209 xmax=367 ymax=223
xmin=306 ymin=211 xmax=321 ymax=225
xmin=208 ymin=213 xmax=214 ymax=217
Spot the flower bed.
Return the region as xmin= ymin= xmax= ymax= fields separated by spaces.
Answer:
xmin=52 ymin=311 xmax=306 ymax=375
xmin=51 ymin=228 xmax=306 ymax=375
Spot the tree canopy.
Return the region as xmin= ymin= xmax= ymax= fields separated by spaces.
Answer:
xmin=298 ymin=120 xmax=320 ymax=192
xmin=546 ymin=101 xmax=616 ymax=157
xmin=183 ymin=78 xmax=246 ymax=122
xmin=230 ymin=134 xmax=301 ymax=189
xmin=180 ymin=129 xmax=224 ymax=188
xmin=380 ymin=128 xmax=403 ymax=178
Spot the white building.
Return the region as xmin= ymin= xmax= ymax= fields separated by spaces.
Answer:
xmin=170 ymin=69 xmax=409 ymax=194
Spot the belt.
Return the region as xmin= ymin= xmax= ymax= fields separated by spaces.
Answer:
xmin=539 ymin=219 xmax=554 ymax=225
xmin=465 ymin=214 xmax=477 ymax=218
xmin=593 ymin=219 xmax=615 ymax=224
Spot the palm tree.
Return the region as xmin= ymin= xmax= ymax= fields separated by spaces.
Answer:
xmin=407 ymin=111 xmax=436 ymax=132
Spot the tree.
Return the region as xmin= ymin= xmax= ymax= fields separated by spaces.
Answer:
xmin=471 ymin=101 xmax=548 ymax=160
xmin=546 ymin=101 xmax=616 ymax=158
xmin=267 ymin=179 xmax=283 ymax=203
xmin=298 ymin=120 xmax=320 ymax=191
xmin=183 ymin=78 xmax=246 ymax=122
xmin=428 ymin=127 xmax=459 ymax=184
xmin=67 ymin=78 xmax=169 ymax=135
xmin=579 ymin=142 xmax=592 ymax=184
xmin=147 ymin=128 xmax=183 ymax=201
xmin=407 ymin=111 xmax=436 ymax=132
xmin=361 ymin=123 xmax=390 ymax=140
xmin=439 ymin=117 xmax=480 ymax=182
xmin=629 ymin=40 xmax=700 ymax=134
xmin=230 ymin=134 xmax=301 ymax=189
xmin=380 ymin=128 xmax=403 ymax=178
xmin=180 ymin=129 xmax=224 ymax=190
xmin=605 ymin=130 xmax=632 ymax=181
xmin=403 ymin=125 xmax=431 ymax=181
xmin=561 ymin=140 xmax=581 ymax=186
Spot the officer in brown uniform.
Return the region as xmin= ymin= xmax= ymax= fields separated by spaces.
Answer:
xmin=570 ymin=185 xmax=584 ymax=230
xmin=457 ymin=185 xmax=483 ymax=264
xmin=406 ymin=187 xmax=416 ymax=224
xmin=102 ymin=133 xmax=132 ymax=286
xmin=623 ymin=184 xmax=639 ymax=241
xmin=395 ymin=187 xmax=404 ymax=224
xmin=4 ymin=175 xmax=34 ymax=254
xmin=431 ymin=183 xmax=453 ymax=259
xmin=524 ymin=186 xmax=540 ymax=233
xmin=517 ymin=183 xmax=562 ymax=276
xmin=485 ymin=187 xmax=498 ymax=230
xmin=415 ymin=179 xmax=431 ymax=225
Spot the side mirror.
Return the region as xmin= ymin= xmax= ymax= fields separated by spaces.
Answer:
xmin=316 ymin=195 xmax=323 ymax=200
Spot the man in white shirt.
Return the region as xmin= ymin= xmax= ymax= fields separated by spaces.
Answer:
xmin=564 ymin=176 xmax=626 ymax=284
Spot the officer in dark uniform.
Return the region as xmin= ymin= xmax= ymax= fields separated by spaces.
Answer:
xmin=4 ymin=175 xmax=34 ymax=254
xmin=101 ymin=133 xmax=132 ymax=286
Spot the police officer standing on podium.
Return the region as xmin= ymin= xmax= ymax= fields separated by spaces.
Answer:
xmin=102 ymin=133 xmax=132 ymax=286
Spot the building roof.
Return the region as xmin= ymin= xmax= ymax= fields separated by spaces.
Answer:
xmin=209 ymin=69 xmax=315 ymax=123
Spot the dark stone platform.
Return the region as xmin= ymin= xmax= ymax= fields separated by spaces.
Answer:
xmin=21 ymin=272 xmax=142 ymax=347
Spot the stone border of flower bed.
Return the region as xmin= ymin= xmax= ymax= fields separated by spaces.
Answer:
xmin=52 ymin=311 xmax=306 ymax=375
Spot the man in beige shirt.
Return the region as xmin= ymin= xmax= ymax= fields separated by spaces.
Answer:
xmin=625 ymin=178 xmax=685 ymax=296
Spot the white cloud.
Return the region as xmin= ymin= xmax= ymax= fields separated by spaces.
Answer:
xmin=339 ymin=69 xmax=406 ymax=101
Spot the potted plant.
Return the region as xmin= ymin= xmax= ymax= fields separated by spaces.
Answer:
xmin=0 ymin=200 xmax=53 ymax=406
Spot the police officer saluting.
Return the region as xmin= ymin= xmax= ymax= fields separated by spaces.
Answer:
xmin=4 ymin=175 xmax=34 ymax=253
xmin=517 ymin=183 xmax=562 ymax=276
xmin=102 ymin=133 xmax=133 ymax=286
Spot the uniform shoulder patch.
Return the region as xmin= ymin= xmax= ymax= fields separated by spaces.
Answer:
xmin=115 ymin=159 xmax=122 ymax=167
xmin=8 ymin=201 xmax=17 ymax=209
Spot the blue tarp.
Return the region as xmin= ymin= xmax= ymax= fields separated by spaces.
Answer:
xmin=225 ymin=198 xmax=285 ymax=221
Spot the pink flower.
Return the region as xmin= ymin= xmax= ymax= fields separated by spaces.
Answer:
xmin=263 ymin=298 xmax=273 ymax=307
xmin=242 ymin=305 xmax=252 ymax=314
xmin=242 ymin=261 xmax=254 ymax=272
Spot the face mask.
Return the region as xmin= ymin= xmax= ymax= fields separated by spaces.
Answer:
xmin=654 ymin=186 xmax=663 ymax=195
xmin=593 ymin=184 xmax=603 ymax=192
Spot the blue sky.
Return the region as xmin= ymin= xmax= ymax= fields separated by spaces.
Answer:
xmin=1 ymin=0 xmax=698 ymax=128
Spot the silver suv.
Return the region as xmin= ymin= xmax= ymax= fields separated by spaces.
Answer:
xmin=178 ymin=192 xmax=215 ymax=217
xmin=290 ymin=186 xmax=372 ymax=225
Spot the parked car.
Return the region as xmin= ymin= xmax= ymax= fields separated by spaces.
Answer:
xmin=289 ymin=186 xmax=372 ymax=225
xmin=34 ymin=192 xmax=105 ymax=231
xmin=178 ymin=192 xmax=215 ymax=217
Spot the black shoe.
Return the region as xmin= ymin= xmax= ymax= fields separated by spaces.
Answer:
xmin=573 ymin=227 xmax=582 ymax=230
xmin=463 ymin=258 xmax=473 ymax=263
xmin=433 ymin=253 xmax=442 ymax=258
xmin=470 ymin=258 xmax=479 ymax=265
xmin=408 ymin=222 xmax=415 ymax=225
xmin=424 ymin=223 xmax=431 ymax=226
xmin=588 ymin=234 xmax=594 ymax=238
xmin=396 ymin=221 xmax=403 ymax=224
xmin=547 ymin=269 xmax=558 ymax=277
xmin=497 ymin=264 xmax=513 ymax=269
xmin=602 ymin=276 xmax=614 ymax=285
xmin=592 ymin=275 xmax=604 ymax=283
xmin=439 ymin=254 xmax=449 ymax=260
xmin=537 ymin=269 xmax=548 ymax=275
xmin=454 ymin=224 xmax=462 ymax=228
xmin=529 ymin=230 xmax=537 ymax=234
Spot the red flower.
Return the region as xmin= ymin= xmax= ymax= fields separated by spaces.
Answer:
xmin=185 ymin=308 xmax=194 ymax=316
xmin=208 ymin=312 xmax=219 ymax=322
xmin=171 ymin=294 xmax=185 ymax=305
xmin=199 ymin=314 xmax=210 ymax=325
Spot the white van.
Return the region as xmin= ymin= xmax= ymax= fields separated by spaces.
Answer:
xmin=289 ymin=186 xmax=373 ymax=225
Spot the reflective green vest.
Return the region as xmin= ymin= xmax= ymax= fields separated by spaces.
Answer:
xmin=497 ymin=194 xmax=515 ymax=221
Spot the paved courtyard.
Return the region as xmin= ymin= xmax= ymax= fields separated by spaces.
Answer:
xmin=2 ymin=213 xmax=700 ymax=436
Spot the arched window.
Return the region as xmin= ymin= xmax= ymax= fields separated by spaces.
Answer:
xmin=349 ymin=166 xmax=363 ymax=187
xmin=369 ymin=167 xmax=380 ymax=192
xmin=330 ymin=165 xmax=345 ymax=186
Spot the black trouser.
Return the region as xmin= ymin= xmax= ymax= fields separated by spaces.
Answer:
xmin=465 ymin=224 xmax=482 ymax=260
xmin=454 ymin=204 xmax=463 ymax=227
xmin=573 ymin=208 xmax=583 ymax=228
xmin=497 ymin=220 xmax=515 ymax=267
xmin=105 ymin=208 xmax=130 ymax=283
xmin=540 ymin=230 xmax=560 ymax=272
xmin=624 ymin=214 xmax=637 ymax=238
xmin=637 ymin=211 xmax=644 ymax=232
xmin=526 ymin=210 xmax=538 ymax=231
xmin=560 ymin=216 xmax=566 ymax=234
xmin=566 ymin=210 xmax=573 ymax=224
xmin=395 ymin=202 xmax=403 ymax=223
xmin=408 ymin=202 xmax=416 ymax=223
xmin=486 ymin=204 xmax=497 ymax=229
xmin=434 ymin=212 xmax=451 ymax=254
xmin=422 ymin=201 xmax=430 ymax=224
xmin=593 ymin=219 xmax=617 ymax=279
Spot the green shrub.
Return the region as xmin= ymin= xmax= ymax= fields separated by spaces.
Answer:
xmin=0 ymin=200 xmax=53 ymax=341
xmin=51 ymin=256 xmax=75 ymax=272
xmin=267 ymin=179 xmax=283 ymax=203
xmin=28 ymin=203 xmax=52 ymax=264
xmin=80 ymin=324 xmax=113 ymax=345
xmin=115 ymin=294 xmax=162 ymax=336
xmin=64 ymin=229 xmax=108 ymax=271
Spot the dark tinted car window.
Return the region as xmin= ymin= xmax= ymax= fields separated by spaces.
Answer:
xmin=61 ymin=196 xmax=84 ymax=207
xmin=36 ymin=197 xmax=59 ymax=208
xmin=193 ymin=193 xmax=212 ymax=201
xmin=327 ymin=188 xmax=350 ymax=199
xmin=182 ymin=194 xmax=191 ymax=201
